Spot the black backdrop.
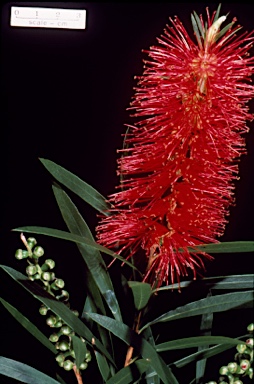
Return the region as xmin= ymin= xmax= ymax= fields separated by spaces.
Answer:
xmin=1 ymin=2 xmax=253 ymax=384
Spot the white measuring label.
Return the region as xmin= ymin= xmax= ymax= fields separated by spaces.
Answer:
xmin=10 ymin=7 xmax=86 ymax=30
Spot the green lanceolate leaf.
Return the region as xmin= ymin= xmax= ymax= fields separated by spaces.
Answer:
xmin=156 ymin=274 xmax=254 ymax=291
xmin=216 ymin=23 xmax=241 ymax=43
xmin=0 ymin=356 xmax=59 ymax=384
xmin=82 ymin=274 xmax=115 ymax=366
xmin=52 ymin=184 xmax=122 ymax=321
xmin=155 ymin=336 xmax=244 ymax=352
xmin=0 ymin=266 xmax=115 ymax=366
xmin=71 ymin=335 xmax=87 ymax=369
xmin=94 ymin=351 xmax=111 ymax=382
xmin=82 ymin=277 xmax=106 ymax=320
xmin=142 ymin=327 xmax=160 ymax=384
xmin=39 ymin=158 xmax=109 ymax=215
xmin=213 ymin=3 xmax=222 ymax=23
xmin=55 ymin=373 xmax=68 ymax=384
xmin=13 ymin=226 xmax=137 ymax=271
xmin=191 ymin=14 xmax=202 ymax=48
xmin=0 ymin=298 xmax=57 ymax=355
xmin=140 ymin=290 xmax=254 ymax=332
xmin=187 ymin=241 xmax=254 ymax=253
xmin=193 ymin=11 xmax=204 ymax=38
xmin=86 ymin=313 xmax=179 ymax=384
xmin=106 ymin=359 xmax=150 ymax=384
xmin=170 ymin=343 xmax=237 ymax=369
xmin=196 ymin=292 xmax=213 ymax=383
xmin=81 ymin=276 xmax=115 ymax=366
xmin=128 ymin=282 xmax=152 ymax=311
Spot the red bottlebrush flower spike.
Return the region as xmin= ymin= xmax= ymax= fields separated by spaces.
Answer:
xmin=97 ymin=6 xmax=254 ymax=287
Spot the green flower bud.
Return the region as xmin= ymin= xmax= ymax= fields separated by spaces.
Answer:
xmin=15 ymin=249 xmax=25 ymax=260
xmin=55 ymin=279 xmax=65 ymax=289
xmin=27 ymin=237 xmax=37 ymax=249
xmin=50 ymin=282 xmax=59 ymax=291
xmin=247 ymin=323 xmax=254 ymax=332
xmin=55 ymin=354 xmax=65 ymax=363
xmin=219 ymin=366 xmax=228 ymax=375
xmin=236 ymin=343 xmax=247 ymax=354
xmin=33 ymin=273 xmax=41 ymax=280
xmin=240 ymin=359 xmax=250 ymax=371
xmin=72 ymin=310 xmax=79 ymax=317
xmin=49 ymin=333 xmax=59 ymax=342
xmin=235 ymin=365 xmax=244 ymax=375
xmin=56 ymin=290 xmax=69 ymax=301
xmin=45 ymin=259 xmax=55 ymax=269
xmin=80 ymin=362 xmax=88 ymax=370
xmin=40 ymin=263 xmax=49 ymax=272
xmin=23 ymin=250 xmax=30 ymax=258
xmin=33 ymin=246 xmax=44 ymax=257
xmin=85 ymin=351 xmax=92 ymax=362
xmin=41 ymin=272 xmax=55 ymax=281
xmin=227 ymin=362 xmax=238 ymax=373
xmin=61 ymin=325 xmax=72 ymax=335
xmin=39 ymin=306 xmax=48 ymax=315
xmin=59 ymin=341 xmax=70 ymax=352
xmin=246 ymin=338 xmax=253 ymax=348
xmin=54 ymin=320 xmax=63 ymax=328
xmin=248 ymin=367 xmax=253 ymax=379
xmin=46 ymin=315 xmax=57 ymax=327
xmin=63 ymin=359 xmax=74 ymax=371
xmin=26 ymin=265 xmax=37 ymax=276
xmin=233 ymin=380 xmax=243 ymax=384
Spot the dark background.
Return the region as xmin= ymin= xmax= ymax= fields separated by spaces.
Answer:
xmin=0 ymin=2 xmax=253 ymax=383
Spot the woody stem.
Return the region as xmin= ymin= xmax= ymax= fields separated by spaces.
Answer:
xmin=73 ymin=365 xmax=83 ymax=384
xmin=124 ymin=311 xmax=142 ymax=367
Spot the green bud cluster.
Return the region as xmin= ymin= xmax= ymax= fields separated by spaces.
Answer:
xmin=15 ymin=236 xmax=91 ymax=373
xmin=206 ymin=323 xmax=253 ymax=384
xmin=53 ymin=336 xmax=92 ymax=371
xmin=16 ymin=238 xmax=65 ymax=297
xmin=43 ymin=309 xmax=91 ymax=371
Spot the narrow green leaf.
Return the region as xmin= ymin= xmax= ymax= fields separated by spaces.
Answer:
xmin=94 ymin=351 xmax=111 ymax=382
xmin=191 ymin=14 xmax=202 ymax=48
xmin=128 ymin=282 xmax=152 ymax=311
xmin=71 ymin=335 xmax=87 ymax=369
xmin=81 ymin=274 xmax=114 ymax=358
xmin=106 ymin=359 xmax=150 ymax=384
xmin=142 ymin=327 xmax=160 ymax=384
xmin=0 ymin=298 xmax=57 ymax=355
xmin=52 ymin=184 xmax=122 ymax=321
xmin=86 ymin=313 xmax=179 ymax=384
xmin=156 ymin=336 xmax=243 ymax=352
xmin=188 ymin=241 xmax=254 ymax=253
xmin=56 ymin=373 xmax=68 ymax=384
xmin=13 ymin=226 xmax=137 ymax=271
xmin=140 ymin=291 xmax=254 ymax=332
xmin=39 ymin=158 xmax=109 ymax=215
xmin=215 ymin=22 xmax=238 ymax=42
xmin=0 ymin=265 xmax=115 ymax=366
xmin=196 ymin=292 xmax=213 ymax=383
xmin=170 ymin=343 xmax=236 ymax=369
xmin=213 ymin=3 xmax=222 ymax=23
xmin=193 ymin=11 xmax=204 ymax=38
xmin=156 ymin=274 xmax=254 ymax=291
xmin=82 ymin=296 xmax=96 ymax=326
xmin=0 ymin=357 xmax=59 ymax=384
